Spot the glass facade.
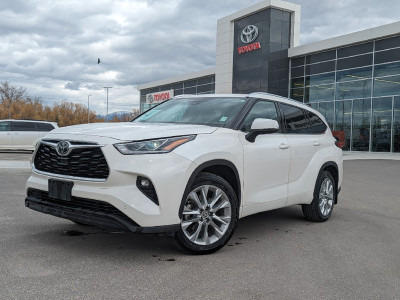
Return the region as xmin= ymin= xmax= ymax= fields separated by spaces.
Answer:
xmin=139 ymin=75 xmax=215 ymax=112
xmin=290 ymin=34 xmax=400 ymax=152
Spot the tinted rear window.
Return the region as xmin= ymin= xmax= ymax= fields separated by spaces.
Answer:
xmin=12 ymin=121 xmax=36 ymax=131
xmin=279 ymin=104 xmax=309 ymax=134
xmin=36 ymin=122 xmax=55 ymax=131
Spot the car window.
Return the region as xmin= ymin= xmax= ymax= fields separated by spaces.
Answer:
xmin=135 ymin=97 xmax=247 ymax=127
xmin=0 ymin=121 xmax=10 ymax=131
xmin=12 ymin=121 xmax=36 ymax=131
xmin=241 ymin=101 xmax=279 ymax=132
xmin=304 ymin=110 xmax=327 ymax=134
xmin=279 ymin=103 xmax=309 ymax=134
xmin=35 ymin=122 xmax=55 ymax=131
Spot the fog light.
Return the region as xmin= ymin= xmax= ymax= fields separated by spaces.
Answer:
xmin=136 ymin=176 xmax=159 ymax=205
xmin=140 ymin=179 xmax=150 ymax=187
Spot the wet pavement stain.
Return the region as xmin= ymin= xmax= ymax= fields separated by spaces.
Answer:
xmin=61 ymin=230 xmax=88 ymax=236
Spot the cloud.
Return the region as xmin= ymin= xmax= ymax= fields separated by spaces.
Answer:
xmin=1 ymin=0 xmax=400 ymax=113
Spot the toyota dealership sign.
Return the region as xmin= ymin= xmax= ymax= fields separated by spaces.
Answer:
xmin=238 ymin=24 xmax=261 ymax=54
xmin=146 ymin=89 xmax=174 ymax=104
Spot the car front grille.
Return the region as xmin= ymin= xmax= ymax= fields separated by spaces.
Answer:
xmin=33 ymin=142 xmax=110 ymax=180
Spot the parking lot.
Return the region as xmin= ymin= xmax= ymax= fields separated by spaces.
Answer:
xmin=0 ymin=153 xmax=399 ymax=299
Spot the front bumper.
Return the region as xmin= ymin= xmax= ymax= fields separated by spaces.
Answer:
xmin=25 ymin=189 xmax=179 ymax=233
xmin=26 ymin=140 xmax=197 ymax=229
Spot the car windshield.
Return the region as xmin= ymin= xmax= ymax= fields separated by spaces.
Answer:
xmin=134 ymin=97 xmax=247 ymax=127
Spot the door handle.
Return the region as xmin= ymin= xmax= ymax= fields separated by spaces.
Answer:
xmin=279 ymin=143 xmax=290 ymax=149
xmin=313 ymin=141 xmax=320 ymax=146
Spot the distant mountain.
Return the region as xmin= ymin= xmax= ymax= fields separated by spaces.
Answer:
xmin=97 ymin=110 xmax=136 ymax=121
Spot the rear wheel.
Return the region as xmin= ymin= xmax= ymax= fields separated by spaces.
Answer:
xmin=302 ymin=170 xmax=336 ymax=222
xmin=169 ymin=172 xmax=238 ymax=254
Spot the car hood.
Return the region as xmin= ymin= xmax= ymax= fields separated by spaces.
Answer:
xmin=46 ymin=122 xmax=218 ymax=141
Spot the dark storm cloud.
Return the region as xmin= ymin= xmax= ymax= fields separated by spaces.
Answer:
xmin=1 ymin=0 xmax=400 ymax=113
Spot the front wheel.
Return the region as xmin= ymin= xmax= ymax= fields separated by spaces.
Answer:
xmin=169 ymin=172 xmax=239 ymax=254
xmin=302 ymin=170 xmax=336 ymax=222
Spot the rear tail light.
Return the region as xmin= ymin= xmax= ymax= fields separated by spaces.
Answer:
xmin=334 ymin=137 xmax=344 ymax=149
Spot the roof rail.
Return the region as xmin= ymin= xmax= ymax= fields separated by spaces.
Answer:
xmin=249 ymin=92 xmax=303 ymax=104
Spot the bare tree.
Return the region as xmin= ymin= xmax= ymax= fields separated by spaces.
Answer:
xmin=0 ymin=81 xmax=26 ymax=119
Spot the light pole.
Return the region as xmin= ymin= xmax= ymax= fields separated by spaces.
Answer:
xmin=87 ymin=95 xmax=92 ymax=123
xmin=103 ymin=87 xmax=112 ymax=119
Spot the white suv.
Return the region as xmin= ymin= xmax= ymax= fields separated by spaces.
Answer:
xmin=25 ymin=93 xmax=343 ymax=254
xmin=0 ymin=119 xmax=58 ymax=151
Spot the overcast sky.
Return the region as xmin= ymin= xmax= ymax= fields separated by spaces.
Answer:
xmin=1 ymin=0 xmax=400 ymax=115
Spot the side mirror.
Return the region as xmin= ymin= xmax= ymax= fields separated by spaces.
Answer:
xmin=245 ymin=118 xmax=279 ymax=143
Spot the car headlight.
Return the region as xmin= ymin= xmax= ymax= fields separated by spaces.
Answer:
xmin=114 ymin=135 xmax=196 ymax=155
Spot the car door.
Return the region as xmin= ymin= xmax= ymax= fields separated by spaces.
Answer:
xmin=0 ymin=121 xmax=12 ymax=149
xmin=11 ymin=121 xmax=37 ymax=150
xmin=238 ymin=100 xmax=290 ymax=217
xmin=278 ymin=103 xmax=327 ymax=205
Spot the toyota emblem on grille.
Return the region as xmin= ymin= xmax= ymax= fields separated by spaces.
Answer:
xmin=240 ymin=25 xmax=259 ymax=44
xmin=56 ymin=141 xmax=71 ymax=156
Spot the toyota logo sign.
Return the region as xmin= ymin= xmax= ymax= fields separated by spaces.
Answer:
xmin=56 ymin=141 xmax=71 ymax=156
xmin=146 ymin=94 xmax=154 ymax=104
xmin=240 ymin=25 xmax=259 ymax=44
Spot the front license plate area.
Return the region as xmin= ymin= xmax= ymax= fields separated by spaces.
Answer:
xmin=48 ymin=179 xmax=74 ymax=201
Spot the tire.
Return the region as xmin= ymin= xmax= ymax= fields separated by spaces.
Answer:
xmin=169 ymin=172 xmax=239 ymax=255
xmin=302 ymin=170 xmax=336 ymax=222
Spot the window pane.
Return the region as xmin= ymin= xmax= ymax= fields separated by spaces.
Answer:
xmin=280 ymin=103 xmax=308 ymax=134
xmin=334 ymin=101 xmax=352 ymax=150
xmin=309 ymin=103 xmax=318 ymax=110
xmin=184 ymin=79 xmax=197 ymax=88
xmin=241 ymin=101 xmax=278 ymax=132
xmin=336 ymin=66 xmax=372 ymax=82
xmin=374 ymin=61 xmax=400 ymax=77
xmin=306 ymin=84 xmax=335 ymax=102
xmin=197 ymin=84 xmax=213 ymax=93
xmin=306 ymin=50 xmax=335 ymax=64
xmin=337 ymin=54 xmax=372 ymax=70
xmin=0 ymin=121 xmax=10 ymax=131
xmin=318 ymin=102 xmax=334 ymax=129
xmin=375 ymin=35 xmax=400 ymax=51
xmin=304 ymin=110 xmax=327 ymax=134
xmin=171 ymin=82 xmax=183 ymax=90
xmin=12 ymin=122 xmax=36 ymax=131
xmin=337 ymin=42 xmax=373 ymax=58
xmin=371 ymin=97 xmax=392 ymax=152
xmin=336 ymin=79 xmax=372 ymax=100
xmin=291 ymin=77 xmax=304 ymax=88
xmin=374 ymin=48 xmax=400 ymax=64
xmin=184 ymin=86 xmax=196 ymax=94
xmin=291 ymin=57 xmax=305 ymax=67
xmin=352 ymin=98 xmax=371 ymax=151
xmin=305 ymin=61 xmax=335 ymax=75
xmin=174 ymin=89 xmax=183 ymax=96
xmin=306 ymin=72 xmax=335 ymax=86
xmin=290 ymin=88 xmax=304 ymax=102
xmin=36 ymin=123 xmax=54 ymax=132
xmin=373 ymin=74 xmax=400 ymax=97
xmin=291 ymin=66 xmax=304 ymax=78
xmin=394 ymin=97 xmax=400 ymax=152
xmin=197 ymin=76 xmax=212 ymax=85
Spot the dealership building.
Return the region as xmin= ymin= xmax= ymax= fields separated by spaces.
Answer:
xmin=137 ymin=0 xmax=400 ymax=153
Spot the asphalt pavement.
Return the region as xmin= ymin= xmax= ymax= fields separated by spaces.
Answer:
xmin=0 ymin=155 xmax=399 ymax=299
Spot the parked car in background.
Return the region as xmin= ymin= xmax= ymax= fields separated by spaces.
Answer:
xmin=0 ymin=119 xmax=58 ymax=151
xmin=25 ymin=93 xmax=342 ymax=254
